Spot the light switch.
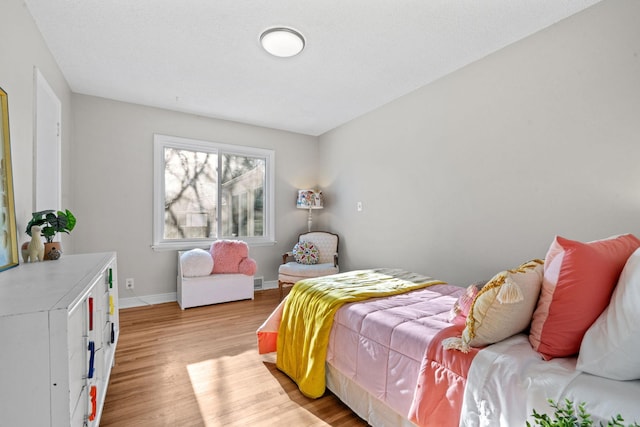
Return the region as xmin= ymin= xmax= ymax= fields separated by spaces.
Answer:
xmin=357 ymin=201 xmax=363 ymax=212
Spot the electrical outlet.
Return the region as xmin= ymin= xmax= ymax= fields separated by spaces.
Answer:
xmin=125 ymin=278 xmax=134 ymax=289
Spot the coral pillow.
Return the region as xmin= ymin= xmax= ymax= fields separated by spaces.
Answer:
xmin=293 ymin=241 xmax=319 ymax=265
xmin=444 ymin=259 xmax=544 ymax=353
xmin=577 ymin=247 xmax=640 ymax=380
xmin=180 ymin=249 xmax=214 ymax=277
xmin=529 ymin=234 xmax=640 ymax=360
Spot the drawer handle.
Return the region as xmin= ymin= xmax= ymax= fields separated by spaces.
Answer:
xmin=87 ymin=341 xmax=95 ymax=379
xmin=89 ymin=385 xmax=97 ymax=421
xmin=88 ymin=297 xmax=94 ymax=331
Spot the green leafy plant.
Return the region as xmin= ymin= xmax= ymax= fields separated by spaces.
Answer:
xmin=25 ymin=209 xmax=77 ymax=243
xmin=527 ymin=399 xmax=639 ymax=427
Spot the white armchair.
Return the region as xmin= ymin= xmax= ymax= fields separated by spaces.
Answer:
xmin=278 ymin=231 xmax=339 ymax=300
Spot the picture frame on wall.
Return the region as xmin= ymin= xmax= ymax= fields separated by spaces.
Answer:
xmin=0 ymin=86 xmax=19 ymax=271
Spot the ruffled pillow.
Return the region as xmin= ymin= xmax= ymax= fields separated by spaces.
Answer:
xmin=444 ymin=259 xmax=544 ymax=353
xmin=448 ymin=281 xmax=485 ymax=325
xmin=293 ymin=241 xmax=319 ymax=265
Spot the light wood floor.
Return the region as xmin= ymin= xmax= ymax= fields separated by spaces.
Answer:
xmin=101 ymin=289 xmax=368 ymax=426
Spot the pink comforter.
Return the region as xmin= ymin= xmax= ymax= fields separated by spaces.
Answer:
xmin=258 ymin=284 xmax=479 ymax=426
xmin=326 ymin=284 xmax=478 ymax=426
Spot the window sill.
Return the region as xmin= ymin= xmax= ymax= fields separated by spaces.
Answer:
xmin=151 ymin=239 xmax=277 ymax=252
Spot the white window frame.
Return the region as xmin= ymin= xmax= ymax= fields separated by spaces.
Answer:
xmin=152 ymin=134 xmax=275 ymax=250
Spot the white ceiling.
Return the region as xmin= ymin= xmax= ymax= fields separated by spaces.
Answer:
xmin=24 ymin=0 xmax=602 ymax=136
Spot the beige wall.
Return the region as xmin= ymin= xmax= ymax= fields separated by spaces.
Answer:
xmin=0 ymin=0 xmax=73 ymax=250
xmin=318 ymin=0 xmax=640 ymax=285
xmin=71 ymin=95 xmax=318 ymax=298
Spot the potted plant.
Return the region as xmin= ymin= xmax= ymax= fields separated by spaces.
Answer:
xmin=25 ymin=209 xmax=77 ymax=260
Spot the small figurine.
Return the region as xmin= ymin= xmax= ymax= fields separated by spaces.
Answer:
xmin=26 ymin=225 xmax=45 ymax=262
xmin=47 ymin=246 xmax=62 ymax=260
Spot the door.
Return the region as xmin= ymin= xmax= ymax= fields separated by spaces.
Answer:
xmin=34 ymin=68 xmax=61 ymax=213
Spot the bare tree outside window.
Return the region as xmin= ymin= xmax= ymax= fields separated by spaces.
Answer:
xmin=164 ymin=148 xmax=217 ymax=239
xmin=162 ymin=148 xmax=266 ymax=240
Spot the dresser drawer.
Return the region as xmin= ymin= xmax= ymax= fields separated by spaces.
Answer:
xmin=67 ymin=295 xmax=88 ymax=407
xmin=70 ymin=384 xmax=88 ymax=427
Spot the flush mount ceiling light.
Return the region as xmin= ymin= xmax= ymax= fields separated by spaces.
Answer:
xmin=260 ymin=27 xmax=305 ymax=58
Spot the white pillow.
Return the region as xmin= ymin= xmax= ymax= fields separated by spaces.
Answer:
xmin=577 ymin=247 xmax=640 ymax=380
xmin=180 ymin=249 xmax=214 ymax=277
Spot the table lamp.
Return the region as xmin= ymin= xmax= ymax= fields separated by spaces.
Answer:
xmin=296 ymin=189 xmax=324 ymax=232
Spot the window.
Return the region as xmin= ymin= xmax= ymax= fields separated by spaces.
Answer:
xmin=153 ymin=134 xmax=275 ymax=249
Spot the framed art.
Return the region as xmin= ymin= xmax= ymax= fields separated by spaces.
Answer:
xmin=0 ymin=86 xmax=19 ymax=271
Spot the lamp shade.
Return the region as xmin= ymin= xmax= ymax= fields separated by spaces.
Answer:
xmin=296 ymin=190 xmax=324 ymax=209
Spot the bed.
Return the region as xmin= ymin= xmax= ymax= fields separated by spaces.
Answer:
xmin=258 ymin=234 xmax=640 ymax=426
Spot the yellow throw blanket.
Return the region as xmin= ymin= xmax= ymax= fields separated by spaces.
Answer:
xmin=276 ymin=269 xmax=445 ymax=398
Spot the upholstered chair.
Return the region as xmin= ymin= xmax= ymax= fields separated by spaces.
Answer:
xmin=278 ymin=231 xmax=339 ymax=300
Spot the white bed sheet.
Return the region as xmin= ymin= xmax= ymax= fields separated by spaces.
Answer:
xmin=460 ymin=334 xmax=640 ymax=426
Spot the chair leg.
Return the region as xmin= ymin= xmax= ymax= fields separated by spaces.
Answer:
xmin=278 ymin=280 xmax=296 ymax=301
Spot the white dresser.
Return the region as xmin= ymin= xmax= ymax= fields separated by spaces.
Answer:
xmin=0 ymin=252 xmax=119 ymax=427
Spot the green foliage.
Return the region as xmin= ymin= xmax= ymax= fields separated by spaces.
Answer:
xmin=25 ymin=209 xmax=77 ymax=243
xmin=527 ymin=399 xmax=639 ymax=427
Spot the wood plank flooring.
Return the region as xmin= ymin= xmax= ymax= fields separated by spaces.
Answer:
xmin=100 ymin=289 xmax=368 ymax=426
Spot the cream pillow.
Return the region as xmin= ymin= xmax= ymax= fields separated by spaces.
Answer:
xmin=444 ymin=259 xmax=544 ymax=352
xmin=576 ymin=247 xmax=640 ymax=380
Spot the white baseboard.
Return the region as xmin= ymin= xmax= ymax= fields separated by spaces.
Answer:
xmin=262 ymin=280 xmax=278 ymax=290
xmin=119 ymin=291 xmax=177 ymax=309
xmin=118 ymin=281 xmax=278 ymax=309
